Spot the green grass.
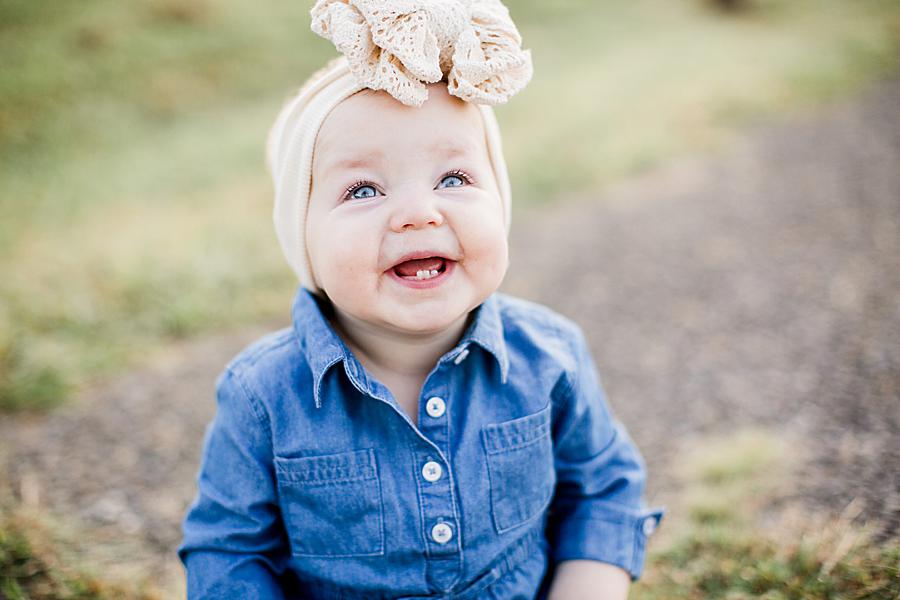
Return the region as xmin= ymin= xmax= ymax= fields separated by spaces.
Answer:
xmin=2 ymin=0 xmax=900 ymax=410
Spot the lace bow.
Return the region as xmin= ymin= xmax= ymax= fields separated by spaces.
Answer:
xmin=310 ymin=0 xmax=533 ymax=106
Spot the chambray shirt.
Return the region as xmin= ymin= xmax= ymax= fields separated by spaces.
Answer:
xmin=179 ymin=288 xmax=662 ymax=599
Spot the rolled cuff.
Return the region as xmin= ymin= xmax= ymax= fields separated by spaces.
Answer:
xmin=550 ymin=506 xmax=665 ymax=580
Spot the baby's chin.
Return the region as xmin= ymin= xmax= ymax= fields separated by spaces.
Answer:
xmin=377 ymin=300 xmax=475 ymax=336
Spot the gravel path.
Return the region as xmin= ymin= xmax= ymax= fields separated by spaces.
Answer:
xmin=2 ymin=76 xmax=898 ymax=588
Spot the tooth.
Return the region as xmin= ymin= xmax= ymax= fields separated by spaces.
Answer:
xmin=430 ymin=270 xmax=438 ymax=277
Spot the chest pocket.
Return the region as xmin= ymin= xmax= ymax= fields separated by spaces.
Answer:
xmin=274 ymin=448 xmax=384 ymax=557
xmin=481 ymin=404 xmax=555 ymax=534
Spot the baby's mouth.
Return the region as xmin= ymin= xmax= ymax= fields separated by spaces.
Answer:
xmin=392 ymin=257 xmax=448 ymax=281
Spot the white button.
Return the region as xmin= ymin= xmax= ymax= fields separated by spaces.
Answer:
xmin=431 ymin=522 xmax=453 ymax=544
xmin=425 ymin=397 xmax=446 ymax=418
xmin=642 ymin=517 xmax=657 ymax=536
xmin=422 ymin=461 xmax=443 ymax=482
xmin=453 ymin=348 xmax=470 ymax=365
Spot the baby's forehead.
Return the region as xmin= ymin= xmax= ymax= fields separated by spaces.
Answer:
xmin=342 ymin=82 xmax=478 ymax=118
xmin=314 ymin=84 xmax=488 ymax=165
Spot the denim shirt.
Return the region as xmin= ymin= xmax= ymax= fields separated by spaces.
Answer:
xmin=179 ymin=288 xmax=662 ymax=599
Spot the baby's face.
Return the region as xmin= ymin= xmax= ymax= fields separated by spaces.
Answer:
xmin=306 ymin=83 xmax=508 ymax=335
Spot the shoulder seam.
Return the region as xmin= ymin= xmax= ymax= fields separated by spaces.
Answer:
xmin=225 ymin=366 xmax=273 ymax=437
xmin=552 ymin=354 xmax=577 ymax=414
xmin=549 ymin=320 xmax=586 ymax=422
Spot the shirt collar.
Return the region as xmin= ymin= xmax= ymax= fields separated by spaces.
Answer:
xmin=291 ymin=288 xmax=351 ymax=408
xmin=456 ymin=293 xmax=509 ymax=384
xmin=291 ymin=287 xmax=510 ymax=408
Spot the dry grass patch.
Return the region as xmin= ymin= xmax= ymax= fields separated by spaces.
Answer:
xmin=634 ymin=430 xmax=899 ymax=600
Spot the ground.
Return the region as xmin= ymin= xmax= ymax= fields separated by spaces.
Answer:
xmin=1 ymin=76 xmax=898 ymax=596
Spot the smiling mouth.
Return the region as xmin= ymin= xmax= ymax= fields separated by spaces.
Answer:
xmin=391 ymin=257 xmax=449 ymax=281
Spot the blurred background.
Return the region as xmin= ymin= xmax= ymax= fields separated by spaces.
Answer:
xmin=1 ymin=0 xmax=899 ymax=598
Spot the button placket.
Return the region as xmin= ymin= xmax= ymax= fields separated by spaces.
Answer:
xmin=415 ymin=381 xmax=460 ymax=591
xmin=415 ymin=451 xmax=455 ymax=555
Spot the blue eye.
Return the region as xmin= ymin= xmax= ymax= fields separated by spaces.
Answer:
xmin=345 ymin=183 xmax=380 ymax=200
xmin=437 ymin=171 xmax=472 ymax=189
xmin=438 ymin=175 xmax=464 ymax=189
xmin=352 ymin=185 xmax=377 ymax=199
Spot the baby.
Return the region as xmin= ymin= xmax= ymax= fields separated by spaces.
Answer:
xmin=179 ymin=1 xmax=661 ymax=598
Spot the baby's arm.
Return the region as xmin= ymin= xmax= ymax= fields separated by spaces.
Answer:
xmin=544 ymin=327 xmax=662 ymax=598
xmin=179 ymin=368 xmax=290 ymax=599
xmin=547 ymin=560 xmax=630 ymax=600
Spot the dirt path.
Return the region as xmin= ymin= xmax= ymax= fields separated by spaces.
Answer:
xmin=2 ymin=77 xmax=898 ymax=589
xmin=503 ymin=76 xmax=900 ymax=538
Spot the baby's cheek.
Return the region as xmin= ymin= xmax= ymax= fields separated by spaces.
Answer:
xmin=465 ymin=226 xmax=508 ymax=286
xmin=472 ymin=213 xmax=507 ymax=259
xmin=315 ymin=233 xmax=362 ymax=291
xmin=486 ymin=239 xmax=510 ymax=284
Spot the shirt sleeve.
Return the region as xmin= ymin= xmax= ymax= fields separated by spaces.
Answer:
xmin=179 ymin=367 xmax=291 ymax=599
xmin=545 ymin=327 xmax=664 ymax=580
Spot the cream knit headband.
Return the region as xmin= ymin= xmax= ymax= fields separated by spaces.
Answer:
xmin=267 ymin=0 xmax=533 ymax=292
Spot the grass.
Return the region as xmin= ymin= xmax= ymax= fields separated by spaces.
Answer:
xmin=639 ymin=531 xmax=900 ymax=599
xmin=632 ymin=431 xmax=900 ymax=600
xmin=0 ymin=509 xmax=162 ymax=600
xmin=2 ymin=0 xmax=900 ymax=410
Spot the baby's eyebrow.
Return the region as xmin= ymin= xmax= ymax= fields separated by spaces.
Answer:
xmin=320 ymin=150 xmax=386 ymax=176
xmin=320 ymin=141 xmax=476 ymax=177
xmin=426 ymin=141 xmax=476 ymax=158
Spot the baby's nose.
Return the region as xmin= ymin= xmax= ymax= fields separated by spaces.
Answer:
xmin=389 ymin=195 xmax=445 ymax=232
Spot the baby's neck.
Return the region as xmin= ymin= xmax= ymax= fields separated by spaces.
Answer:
xmin=332 ymin=310 xmax=469 ymax=381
